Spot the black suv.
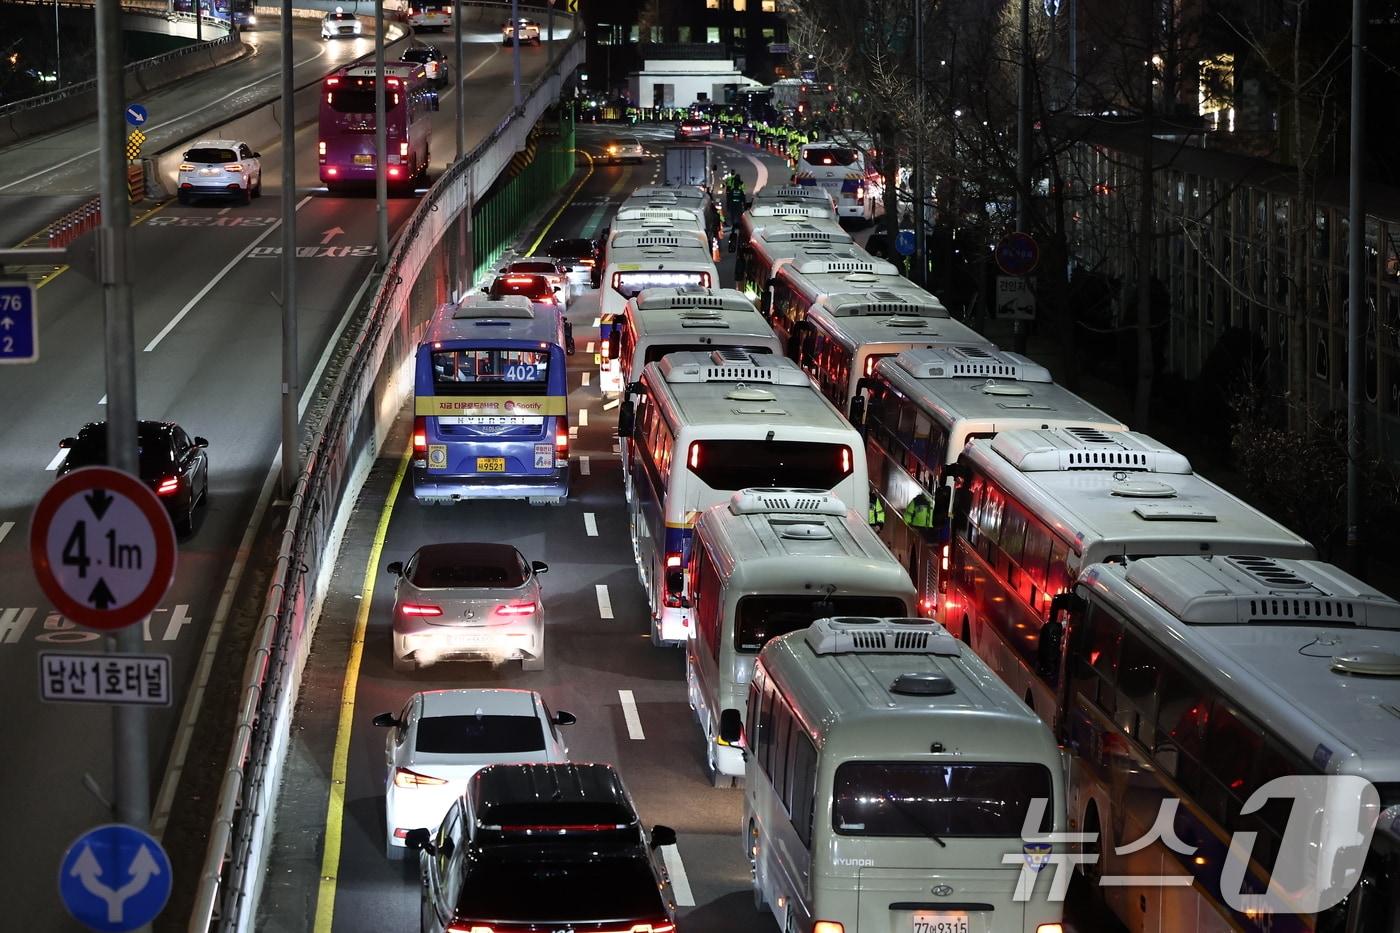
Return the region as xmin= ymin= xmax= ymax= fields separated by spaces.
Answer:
xmin=406 ymin=763 xmax=678 ymax=933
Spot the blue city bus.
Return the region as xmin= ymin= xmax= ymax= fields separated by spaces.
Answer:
xmin=412 ymin=294 xmax=570 ymax=505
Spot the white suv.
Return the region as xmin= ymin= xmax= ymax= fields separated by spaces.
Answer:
xmin=501 ymin=18 xmax=541 ymax=44
xmin=177 ymin=140 xmax=262 ymax=205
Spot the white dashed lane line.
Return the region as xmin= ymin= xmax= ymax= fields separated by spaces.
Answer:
xmin=661 ymin=845 xmax=696 ymax=907
xmin=592 ymin=317 xmax=600 ymax=327
xmin=45 ymin=449 xmax=68 ymax=471
xmin=0 ymin=521 xmax=13 ymax=545
xmin=581 ymin=371 xmax=590 ymax=386
xmin=602 ymin=398 xmax=620 ymax=411
xmin=578 ymin=408 xmax=589 ymax=427
xmin=579 ymin=455 xmax=590 ymax=475
xmin=618 ymin=689 xmax=645 ymax=739
xmin=586 ymin=341 xmax=595 ymax=354
xmin=596 ymin=584 xmax=613 ymax=620
xmin=584 ymin=512 xmax=598 ymax=537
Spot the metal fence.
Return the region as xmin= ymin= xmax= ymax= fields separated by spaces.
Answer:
xmin=188 ymin=16 xmax=582 ymax=932
xmin=473 ymin=108 xmax=577 ymax=280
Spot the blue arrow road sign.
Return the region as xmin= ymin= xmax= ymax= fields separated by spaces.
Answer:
xmin=58 ymin=824 xmax=172 ymax=932
xmin=124 ymin=104 xmax=148 ymax=127
xmin=0 ymin=281 xmax=38 ymax=363
xmin=895 ymin=229 xmax=916 ymax=257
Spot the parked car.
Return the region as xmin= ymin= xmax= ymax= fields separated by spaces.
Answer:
xmin=176 ymin=139 xmax=262 ymax=204
xmin=321 ymin=8 xmax=362 ymax=38
xmin=405 ymin=763 xmax=678 ymax=933
xmin=401 ymin=43 xmax=449 ymax=87
xmin=57 ymin=420 xmax=209 ymax=536
xmin=388 ymin=543 xmax=550 ymax=672
xmin=374 ymin=688 xmax=574 ymax=858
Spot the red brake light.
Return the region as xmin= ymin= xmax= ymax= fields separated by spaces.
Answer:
xmin=326 ymin=167 xmax=338 ymax=176
xmin=665 ymin=553 xmax=682 ymax=568
xmin=389 ymin=167 xmax=402 ymax=178
xmin=413 ymin=416 xmax=428 ymax=453
xmin=494 ymin=822 xmax=627 ymax=832
xmin=400 ymin=604 xmax=442 ymax=617
xmin=555 ymin=426 xmax=569 ymax=450
xmin=156 ymin=476 xmax=180 ymax=496
xmin=393 ymin=767 xmax=447 ymax=787
xmin=325 ymin=76 xmax=339 ymax=86
xmin=504 ymin=275 xmax=535 ymax=285
xmin=840 ymin=446 xmax=852 ymax=474
xmin=495 ymin=602 xmax=537 ymax=616
xmin=688 ymin=441 xmax=700 ymax=469
xmin=386 ymin=77 xmax=400 ymax=86
xmin=446 ymin=926 xmax=494 ymax=933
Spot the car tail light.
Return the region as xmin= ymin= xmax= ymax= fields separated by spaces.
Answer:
xmin=178 ymin=162 xmax=195 ymax=171
xmin=400 ymin=604 xmax=442 ymax=617
xmin=813 ymin=924 xmax=845 ymax=933
xmin=393 ymin=767 xmax=447 ymax=788
xmin=446 ymin=926 xmax=494 ymax=933
xmin=318 ymin=141 xmax=326 ymax=156
xmin=156 ymin=476 xmax=180 ymax=496
xmin=495 ymin=602 xmax=537 ymax=617
xmin=224 ymin=163 xmax=243 ymax=172
xmin=389 ymin=167 xmax=402 ymax=178
xmin=400 ymin=141 xmax=409 ymax=157
xmin=325 ymin=76 xmax=340 ymax=86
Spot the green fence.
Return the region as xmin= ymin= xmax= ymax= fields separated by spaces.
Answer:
xmin=472 ymin=107 xmax=577 ymax=283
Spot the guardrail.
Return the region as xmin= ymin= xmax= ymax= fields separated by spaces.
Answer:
xmin=188 ymin=17 xmax=581 ymax=932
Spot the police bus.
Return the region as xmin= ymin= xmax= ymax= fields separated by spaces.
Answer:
xmin=733 ymin=215 xmax=851 ymax=311
xmin=793 ymin=142 xmax=879 ymax=221
xmin=787 ymin=281 xmax=994 ymax=415
xmin=1047 ymin=555 xmax=1399 ymax=933
xmin=750 ymin=184 xmax=836 ymax=211
xmin=598 ymin=232 xmax=718 ymax=366
xmin=742 ymin=615 xmax=1067 ymax=933
xmin=618 ymin=351 xmax=867 ymax=646
xmin=947 ymin=426 xmax=1316 ymax=723
xmin=686 ymin=489 xmax=915 ymax=785
xmin=859 ymin=347 xmax=1125 ymax=613
xmin=765 ymin=249 xmax=910 ymax=348
xmin=411 ymin=294 xmax=570 ymax=505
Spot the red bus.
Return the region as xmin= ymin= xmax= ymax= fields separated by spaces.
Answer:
xmin=318 ymin=63 xmax=437 ymax=191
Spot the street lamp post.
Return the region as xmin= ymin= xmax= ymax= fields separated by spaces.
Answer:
xmin=54 ymin=0 xmax=61 ymax=86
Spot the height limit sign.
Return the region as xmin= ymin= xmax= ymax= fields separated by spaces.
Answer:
xmin=30 ymin=467 xmax=177 ymax=630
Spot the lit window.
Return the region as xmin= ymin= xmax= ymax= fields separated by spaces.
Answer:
xmin=761 ymin=0 xmax=776 ymax=10
xmin=762 ymin=27 xmax=775 ymax=39
xmin=734 ymin=0 xmax=747 ymax=9
xmin=734 ymin=26 xmax=746 ymax=39
xmin=706 ymin=0 xmax=719 ymax=8
xmin=706 ymin=26 xmax=720 ymax=42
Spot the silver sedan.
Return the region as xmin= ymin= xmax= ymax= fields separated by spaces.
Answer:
xmin=387 ymin=543 xmax=549 ymax=672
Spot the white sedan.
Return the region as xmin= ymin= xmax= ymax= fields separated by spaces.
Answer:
xmin=502 ymin=18 xmax=541 ymax=45
xmin=321 ymin=9 xmax=362 ymax=38
xmin=605 ymin=137 xmax=648 ymax=164
xmin=374 ymin=688 xmax=575 ymax=858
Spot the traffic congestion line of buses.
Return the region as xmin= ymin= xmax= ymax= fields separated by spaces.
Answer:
xmin=398 ymin=171 xmax=1399 ymax=933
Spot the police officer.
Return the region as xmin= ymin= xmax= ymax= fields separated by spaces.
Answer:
xmin=867 ymin=489 xmax=886 ymax=532
xmin=903 ymin=493 xmax=936 ymax=532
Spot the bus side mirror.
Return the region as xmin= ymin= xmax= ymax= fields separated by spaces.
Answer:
xmin=718 ymin=708 xmax=743 ymax=745
xmin=1048 ymin=591 xmax=1082 ymax=623
xmin=617 ymin=399 xmax=636 ymax=438
xmin=404 ymin=828 xmax=434 ymax=854
xmin=848 ymin=395 xmax=866 ymax=426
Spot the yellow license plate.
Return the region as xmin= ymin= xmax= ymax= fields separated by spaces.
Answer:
xmin=353 ymin=154 xmax=374 ymax=165
xmin=912 ymin=913 xmax=969 ymax=933
xmin=476 ymin=457 xmax=506 ymax=472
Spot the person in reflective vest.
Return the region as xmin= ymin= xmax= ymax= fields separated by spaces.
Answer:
xmin=903 ymin=493 xmax=935 ymax=531
xmin=867 ymin=491 xmax=886 ymax=532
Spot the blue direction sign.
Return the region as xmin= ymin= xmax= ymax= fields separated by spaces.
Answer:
xmin=995 ymin=231 xmax=1040 ymax=276
xmin=895 ymin=229 xmax=916 ymax=257
xmin=0 ymin=281 xmax=38 ymax=363
xmin=58 ymin=824 xmax=172 ymax=932
xmin=124 ymin=104 xmax=148 ymax=127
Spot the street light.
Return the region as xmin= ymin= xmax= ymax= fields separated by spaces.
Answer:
xmin=53 ymin=0 xmax=61 ymax=86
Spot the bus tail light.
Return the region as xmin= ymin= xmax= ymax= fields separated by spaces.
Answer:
xmin=1036 ymin=925 xmax=1065 ymax=933
xmin=554 ymin=424 xmax=569 ymax=467
xmin=688 ymin=442 xmax=701 ymax=469
xmin=813 ymin=923 xmax=845 ymax=933
xmin=412 ymin=417 xmax=428 ymax=467
xmin=663 ymin=552 xmax=686 ymax=606
xmin=600 ymin=338 xmax=610 ymax=357
xmin=394 ymin=767 xmax=447 ymax=788
xmin=941 ymin=543 xmax=951 ymax=571
xmin=326 ymin=167 xmax=338 ymax=177
xmin=318 ymin=141 xmax=326 ymax=156
xmin=389 ymin=167 xmax=402 ymax=178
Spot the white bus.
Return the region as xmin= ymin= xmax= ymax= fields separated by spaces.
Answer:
xmin=766 ymin=250 xmax=912 ymax=348
xmin=751 ymin=184 xmax=837 ymax=211
xmin=1047 ymin=555 xmax=1399 ymax=933
xmin=734 ymin=215 xmax=852 ymax=310
xmin=948 ymin=426 xmax=1316 ymax=722
xmin=687 ymin=489 xmax=915 ymax=785
xmin=789 ymin=285 xmax=995 ymax=415
xmin=598 ymin=230 xmax=717 ymax=335
xmin=618 ymin=350 xmax=867 ymax=646
xmin=861 ymin=347 xmax=1126 ymax=614
xmin=609 ymin=286 xmax=779 ymax=404
xmin=742 ymin=615 xmax=1068 ymax=933
xmin=794 ymin=142 xmax=879 ymax=222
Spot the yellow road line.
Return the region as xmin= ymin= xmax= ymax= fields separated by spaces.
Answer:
xmin=312 ymin=442 xmax=412 ymax=933
xmin=525 ymin=148 xmax=595 ymax=256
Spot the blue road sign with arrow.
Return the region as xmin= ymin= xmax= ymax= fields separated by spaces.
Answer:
xmin=0 ymin=281 xmax=38 ymax=364
xmin=58 ymin=824 xmax=172 ymax=932
xmin=895 ymin=229 xmax=916 ymax=257
xmin=124 ymin=104 xmax=148 ymax=127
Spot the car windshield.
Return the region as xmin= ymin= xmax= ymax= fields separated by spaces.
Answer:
xmin=456 ymin=852 xmax=664 ymax=922
xmin=415 ymin=714 xmax=545 ymax=754
xmin=409 ymin=544 xmax=527 ymax=588
xmin=66 ymin=425 xmax=174 ymax=477
xmin=489 ymin=275 xmax=553 ymax=300
xmin=185 ymin=147 xmax=237 ymax=163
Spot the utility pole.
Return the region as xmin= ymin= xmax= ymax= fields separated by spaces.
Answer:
xmin=1014 ymin=0 xmax=1031 ymax=353
xmin=1346 ymin=0 xmax=1365 ymax=569
xmin=97 ymin=0 xmax=151 ymax=889
xmin=547 ymin=0 xmax=554 ymax=65
xmin=1132 ymin=0 xmax=1155 ymax=429
xmin=912 ymin=0 xmax=926 ymax=288
xmin=280 ymin=0 xmax=298 ymax=495
xmin=511 ymin=0 xmax=522 ymax=108
xmin=194 ymin=0 xmax=202 ymax=41
xmin=454 ymin=0 xmax=464 ymax=161
xmin=374 ymin=0 xmax=389 ymax=269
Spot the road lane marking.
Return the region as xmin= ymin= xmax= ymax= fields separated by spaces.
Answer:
xmin=584 ymin=512 xmax=597 ymax=536
xmin=596 ymin=584 xmax=613 ymax=619
xmin=218 ymin=207 xmax=231 ymax=216
xmin=579 ymin=454 xmax=590 ymax=475
xmin=602 ymin=398 xmax=620 ymax=411
xmin=592 ymin=316 xmax=600 ymax=327
xmin=585 ymin=340 xmax=595 ymax=354
xmin=98 ymin=395 xmax=106 ymax=405
xmin=45 ymin=449 xmax=68 ymax=471
xmin=580 ymin=371 xmax=590 ymax=386
xmin=144 ymin=195 xmax=312 ymax=352
xmin=525 ymin=148 xmax=594 ymax=256
xmin=0 ymin=522 xmax=12 ymax=545
xmin=578 ymin=408 xmax=588 ymax=427
xmin=312 ymin=443 xmax=413 ymax=932
xmin=618 ymin=689 xmax=645 ymax=739
xmin=661 ymin=845 xmax=696 ymax=907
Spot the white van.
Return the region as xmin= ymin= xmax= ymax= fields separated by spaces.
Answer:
xmin=742 ymin=615 xmax=1067 ymax=933
xmin=687 ymin=489 xmax=915 ymax=785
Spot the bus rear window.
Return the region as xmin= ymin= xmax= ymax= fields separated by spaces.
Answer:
xmin=833 ymin=762 xmax=1053 ymax=837
xmin=735 ymin=594 xmax=907 ymax=653
xmin=431 ymin=349 xmax=550 ymax=393
xmin=644 ymin=344 xmax=771 ymax=365
xmin=803 ymin=147 xmax=859 ymax=167
xmin=612 ymin=271 xmax=710 ymax=299
xmin=326 ymin=88 xmax=402 ymax=113
xmin=686 ymin=440 xmax=852 ymax=491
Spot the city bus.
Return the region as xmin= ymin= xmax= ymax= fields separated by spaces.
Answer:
xmin=406 ymin=0 xmax=452 ymax=31
xmin=1047 ymin=554 xmax=1399 ymax=933
xmin=764 ymin=250 xmax=910 ymax=350
xmin=687 ymin=489 xmax=914 ymax=785
xmin=411 ymin=294 xmax=570 ymax=505
xmin=787 ymin=281 xmax=994 ymax=414
xmin=617 ymin=350 xmax=867 ymax=646
xmin=732 ymin=215 xmax=851 ymax=310
xmin=859 ymin=347 xmax=1125 ymax=612
xmin=947 ymin=426 xmax=1316 ymax=722
xmin=743 ymin=615 xmax=1067 ymax=933
xmin=793 ymin=143 xmax=880 ymax=222
xmin=318 ymin=62 xmax=437 ymax=191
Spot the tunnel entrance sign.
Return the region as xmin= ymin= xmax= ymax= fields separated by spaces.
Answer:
xmin=30 ymin=466 xmax=177 ymax=631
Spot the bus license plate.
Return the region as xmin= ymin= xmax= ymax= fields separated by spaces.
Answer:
xmin=912 ymin=913 xmax=968 ymax=933
xmin=354 ymin=154 xmax=374 ymax=165
xmin=476 ymin=457 xmax=506 ymax=472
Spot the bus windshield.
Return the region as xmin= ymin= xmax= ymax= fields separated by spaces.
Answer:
xmin=832 ymin=762 xmax=1053 ymax=837
xmin=735 ymin=594 xmax=907 ymax=652
xmin=643 ymin=344 xmax=771 ymax=365
xmin=803 ymin=147 xmax=860 ymax=167
xmin=326 ymin=87 xmax=404 ymax=114
xmin=686 ymin=440 xmax=852 ymax=491
xmin=432 ymin=348 xmax=550 ymax=394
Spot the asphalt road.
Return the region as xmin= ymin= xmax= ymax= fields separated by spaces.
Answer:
xmin=0 ymin=24 xmax=571 ymax=929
